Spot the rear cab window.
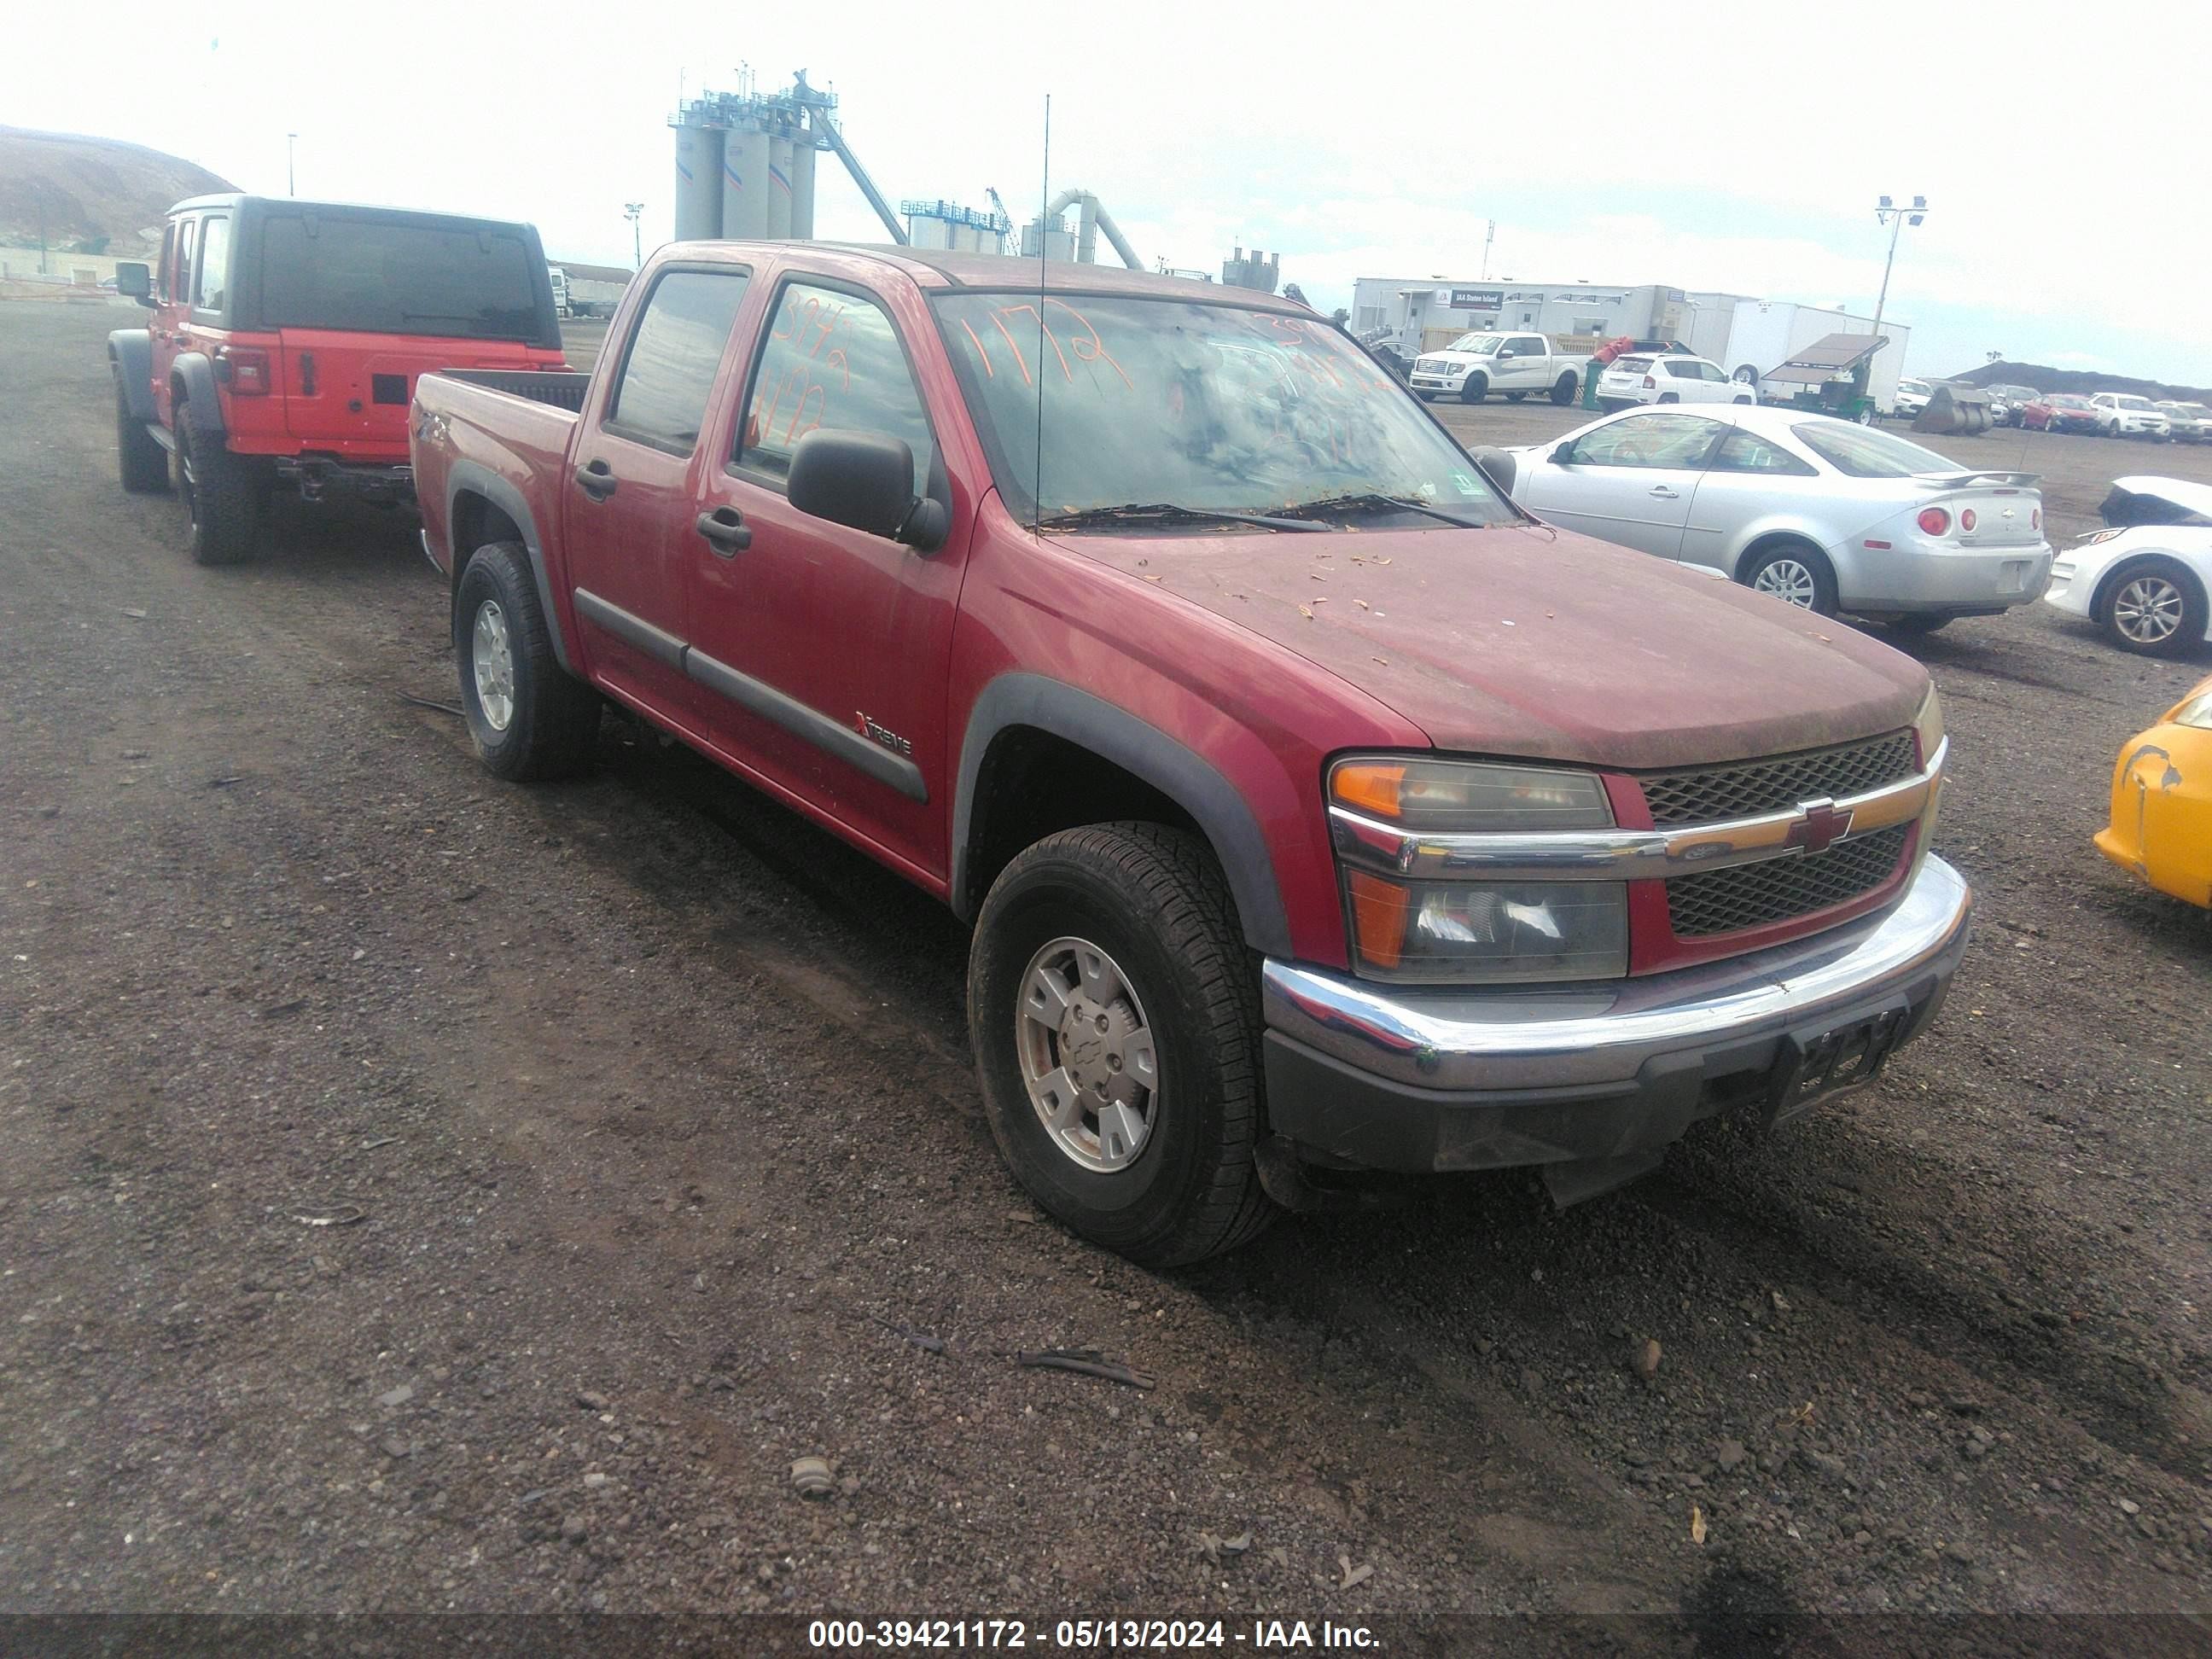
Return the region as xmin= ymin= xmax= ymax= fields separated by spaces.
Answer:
xmin=602 ymin=267 xmax=754 ymax=454
xmin=735 ymin=280 xmax=939 ymax=498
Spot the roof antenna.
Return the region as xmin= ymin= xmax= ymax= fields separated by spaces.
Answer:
xmin=1033 ymin=94 xmax=1050 ymax=535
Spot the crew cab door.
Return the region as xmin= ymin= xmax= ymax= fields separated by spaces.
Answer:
xmin=562 ymin=263 xmax=754 ymax=719
xmin=682 ymin=272 xmax=970 ymax=882
xmin=1500 ymin=335 xmax=1548 ymax=390
xmin=1517 ymin=410 xmax=1724 ymax=559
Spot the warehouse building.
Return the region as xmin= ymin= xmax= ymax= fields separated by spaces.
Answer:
xmin=1351 ymin=276 xmax=1913 ymax=409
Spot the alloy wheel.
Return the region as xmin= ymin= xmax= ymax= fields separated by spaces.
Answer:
xmin=1015 ymin=934 xmax=1160 ymax=1172
xmin=471 ymin=599 xmax=517 ymax=731
xmin=2113 ymin=575 xmax=2185 ymax=645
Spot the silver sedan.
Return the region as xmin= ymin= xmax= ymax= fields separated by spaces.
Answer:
xmin=1492 ymin=405 xmax=2054 ymax=630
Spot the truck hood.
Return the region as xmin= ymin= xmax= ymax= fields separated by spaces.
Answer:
xmin=1417 ymin=352 xmax=1491 ymax=369
xmin=1058 ymin=521 xmax=1928 ymax=771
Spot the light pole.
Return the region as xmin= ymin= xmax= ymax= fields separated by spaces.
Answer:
xmin=1869 ymin=193 xmax=1926 ymax=347
xmin=624 ymin=201 xmax=644 ymax=269
xmin=287 ymin=133 xmax=297 ymax=196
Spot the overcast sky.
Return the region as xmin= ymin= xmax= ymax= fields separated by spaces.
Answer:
xmin=10 ymin=0 xmax=2199 ymax=382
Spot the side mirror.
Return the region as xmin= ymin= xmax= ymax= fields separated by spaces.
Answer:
xmin=1471 ymin=449 xmax=1516 ymax=495
xmin=115 ymin=261 xmax=152 ymax=304
xmin=787 ymin=428 xmax=946 ymax=551
xmin=1496 ymin=346 xmax=1517 ymax=358
xmin=1551 ymin=442 xmax=1576 ymax=465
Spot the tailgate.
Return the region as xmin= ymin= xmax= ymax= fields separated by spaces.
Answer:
xmin=279 ymin=332 xmax=550 ymax=454
xmin=1923 ymin=474 xmax=2045 ymax=548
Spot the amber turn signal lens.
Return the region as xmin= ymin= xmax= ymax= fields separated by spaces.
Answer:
xmin=1346 ymin=870 xmax=1410 ymax=969
xmin=1331 ymin=762 xmax=1406 ymax=820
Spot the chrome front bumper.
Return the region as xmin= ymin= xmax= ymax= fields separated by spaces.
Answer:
xmin=1258 ymin=855 xmax=1973 ymax=1173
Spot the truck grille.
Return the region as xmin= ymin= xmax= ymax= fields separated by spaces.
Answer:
xmin=1666 ymin=825 xmax=1911 ymax=937
xmin=1639 ymin=732 xmax=1917 ymax=828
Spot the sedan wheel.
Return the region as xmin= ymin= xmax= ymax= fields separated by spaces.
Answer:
xmin=2110 ymin=573 xmax=2186 ymax=648
xmin=1741 ymin=543 xmax=1838 ymax=615
xmin=1753 ymin=558 xmax=1818 ymax=608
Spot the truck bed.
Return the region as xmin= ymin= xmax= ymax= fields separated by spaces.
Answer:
xmin=411 ymin=370 xmax=586 ymax=580
xmin=435 ymin=368 xmax=592 ymax=412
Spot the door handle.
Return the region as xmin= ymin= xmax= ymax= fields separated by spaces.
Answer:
xmin=1648 ymin=486 xmax=1679 ymax=499
xmin=695 ymin=507 xmax=752 ymax=556
xmin=573 ymin=460 xmax=617 ymax=500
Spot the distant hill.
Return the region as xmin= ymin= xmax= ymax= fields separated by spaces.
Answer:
xmin=0 ymin=126 xmax=233 ymax=256
xmin=1948 ymin=358 xmax=2212 ymax=405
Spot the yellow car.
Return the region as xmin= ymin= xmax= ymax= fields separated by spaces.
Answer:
xmin=2096 ymin=673 xmax=2212 ymax=909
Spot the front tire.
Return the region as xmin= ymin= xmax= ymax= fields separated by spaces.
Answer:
xmin=2098 ymin=558 xmax=2208 ymax=658
xmin=115 ymin=381 xmax=167 ymax=493
xmin=969 ymin=824 xmax=1276 ymax=1268
xmin=1740 ymin=542 xmax=1839 ymax=616
xmin=174 ymin=400 xmax=261 ymax=565
xmin=454 ymin=542 xmax=602 ymax=778
xmin=1460 ymin=374 xmax=1488 ymax=405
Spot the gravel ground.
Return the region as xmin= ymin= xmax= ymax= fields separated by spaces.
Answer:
xmin=3 ymin=302 xmax=2209 ymax=1639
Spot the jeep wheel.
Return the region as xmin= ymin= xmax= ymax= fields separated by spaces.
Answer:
xmin=455 ymin=542 xmax=602 ymax=778
xmin=115 ymin=381 xmax=167 ymax=494
xmin=175 ymin=401 xmax=261 ymax=565
xmin=1460 ymin=374 xmax=1487 ymax=405
xmin=969 ymin=823 xmax=1276 ymax=1267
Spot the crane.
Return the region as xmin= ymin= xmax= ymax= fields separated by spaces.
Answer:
xmin=985 ymin=187 xmax=1013 ymax=254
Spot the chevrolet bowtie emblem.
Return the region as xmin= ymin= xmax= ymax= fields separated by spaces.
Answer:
xmin=1784 ymin=799 xmax=1854 ymax=855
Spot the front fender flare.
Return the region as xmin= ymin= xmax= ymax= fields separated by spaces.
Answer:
xmin=951 ymin=672 xmax=1294 ymax=958
xmin=445 ymin=459 xmax=574 ymax=673
xmin=107 ymin=329 xmax=155 ymax=422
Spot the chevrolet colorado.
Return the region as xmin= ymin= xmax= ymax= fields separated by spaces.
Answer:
xmin=410 ymin=243 xmax=1971 ymax=1266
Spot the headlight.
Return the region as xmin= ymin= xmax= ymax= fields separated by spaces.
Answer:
xmin=2174 ymin=689 xmax=2212 ymax=731
xmin=1912 ymin=687 xmax=1945 ymax=767
xmin=1330 ymin=757 xmax=1625 ymax=982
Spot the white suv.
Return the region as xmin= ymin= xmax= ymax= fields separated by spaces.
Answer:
xmin=1892 ymin=377 xmax=1933 ymax=419
xmin=2089 ymin=393 xmax=2172 ymax=440
xmin=1595 ymin=352 xmax=1756 ymax=410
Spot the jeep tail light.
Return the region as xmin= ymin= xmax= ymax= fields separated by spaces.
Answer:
xmin=215 ymin=346 xmax=271 ymax=397
xmin=1959 ymin=508 xmax=1977 ymax=532
xmin=2031 ymin=507 xmax=2041 ymax=530
xmin=1917 ymin=507 xmax=1951 ymax=537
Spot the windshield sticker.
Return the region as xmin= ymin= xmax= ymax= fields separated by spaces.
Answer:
xmin=1449 ymin=469 xmax=1481 ymax=497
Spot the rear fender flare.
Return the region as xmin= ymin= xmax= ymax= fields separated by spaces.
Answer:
xmin=170 ymin=352 xmax=224 ymax=437
xmin=107 ymin=329 xmax=155 ymax=422
xmin=952 ymin=672 xmax=1293 ymax=958
xmin=445 ymin=460 xmax=574 ymax=672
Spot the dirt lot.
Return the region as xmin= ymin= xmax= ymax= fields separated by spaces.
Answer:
xmin=3 ymin=302 xmax=2210 ymax=1643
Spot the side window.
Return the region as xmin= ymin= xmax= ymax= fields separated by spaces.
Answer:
xmin=173 ymin=218 xmax=198 ymax=311
xmin=1710 ymin=428 xmax=1817 ymax=476
xmin=1516 ymin=336 xmax=1546 ymax=358
xmin=194 ymin=216 xmax=230 ymax=312
xmin=602 ymin=268 xmax=753 ymax=453
xmin=1567 ymin=413 xmax=1724 ymax=469
xmin=1701 ymin=362 xmax=1728 ymax=382
xmin=1665 ymin=359 xmax=1698 ymax=378
xmin=155 ymin=222 xmax=177 ymax=302
xmin=737 ymin=282 xmax=936 ymax=497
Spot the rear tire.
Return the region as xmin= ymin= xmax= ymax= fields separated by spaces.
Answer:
xmin=1740 ymin=541 xmax=1839 ymax=617
xmin=1551 ymin=373 xmax=1576 ymax=405
xmin=174 ymin=399 xmax=261 ymax=566
xmin=115 ymin=381 xmax=167 ymax=493
xmin=454 ymin=542 xmax=602 ymax=778
xmin=1460 ymin=374 xmax=1488 ymax=405
xmin=1657 ymin=393 xmax=1679 ymax=405
xmin=2098 ymin=558 xmax=2208 ymax=659
xmin=969 ymin=823 xmax=1276 ymax=1268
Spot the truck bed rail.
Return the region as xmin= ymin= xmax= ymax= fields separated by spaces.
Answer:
xmin=438 ymin=369 xmax=592 ymax=413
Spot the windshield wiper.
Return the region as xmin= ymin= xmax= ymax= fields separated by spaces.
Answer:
xmin=1284 ymin=492 xmax=1487 ymax=527
xmin=1036 ymin=502 xmax=1329 ymax=533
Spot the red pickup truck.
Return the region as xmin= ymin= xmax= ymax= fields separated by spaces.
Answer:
xmin=109 ymin=195 xmax=566 ymax=564
xmin=410 ymin=243 xmax=1971 ymax=1266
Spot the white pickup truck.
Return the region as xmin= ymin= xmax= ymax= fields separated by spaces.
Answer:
xmin=1408 ymin=332 xmax=1589 ymax=406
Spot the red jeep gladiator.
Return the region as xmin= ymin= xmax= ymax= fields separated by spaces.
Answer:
xmin=109 ymin=195 xmax=566 ymax=564
xmin=410 ymin=243 xmax=1971 ymax=1266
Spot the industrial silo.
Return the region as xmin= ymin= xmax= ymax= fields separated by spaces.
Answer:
xmin=766 ymin=133 xmax=795 ymax=239
xmin=788 ymin=130 xmax=817 ymax=239
xmin=673 ymin=125 xmax=724 ymax=241
xmin=723 ymin=126 xmax=770 ymax=240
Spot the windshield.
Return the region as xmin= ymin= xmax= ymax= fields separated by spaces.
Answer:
xmin=1444 ymin=334 xmax=1502 ymax=355
xmin=1901 ymin=380 xmax=1930 ymax=393
xmin=2115 ymin=395 xmax=2157 ymax=411
xmin=2050 ymin=395 xmax=2091 ymax=409
xmin=257 ymin=212 xmax=543 ymax=341
xmin=934 ymin=294 xmax=1516 ymax=528
xmin=1793 ymin=420 xmax=1959 ymax=478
